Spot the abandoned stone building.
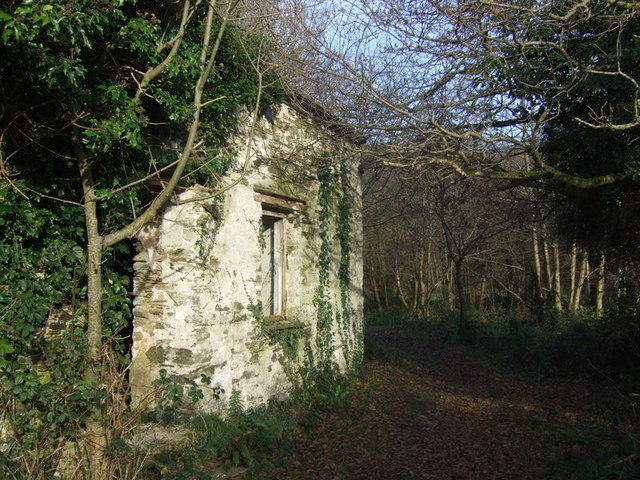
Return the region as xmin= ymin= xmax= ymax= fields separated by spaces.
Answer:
xmin=129 ymin=103 xmax=364 ymax=414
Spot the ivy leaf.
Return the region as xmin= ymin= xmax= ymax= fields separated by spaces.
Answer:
xmin=0 ymin=339 xmax=15 ymax=356
xmin=0 ymin=340 xmax=14 ymax=369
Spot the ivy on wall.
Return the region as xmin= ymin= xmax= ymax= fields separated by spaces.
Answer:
xmin=336 ymin=160 xmax=363 ymax=371
xmin=310 ymin=156 xmax=362 ymax=374
xmin=196 ymin=197 xmax=225 ymax=264
xmin=313 ymin=165 xmax=337 ymax=365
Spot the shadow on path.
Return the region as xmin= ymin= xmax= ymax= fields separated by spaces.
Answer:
xmin=263 ymin=327 xmax=638 ymax=480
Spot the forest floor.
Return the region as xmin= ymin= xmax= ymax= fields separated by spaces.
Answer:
xmin=261 ymin=327 xmax=639 ymax=480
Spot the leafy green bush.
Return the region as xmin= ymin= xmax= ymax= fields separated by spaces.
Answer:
xmin=290 ymin=362 xmax=354 ymax=416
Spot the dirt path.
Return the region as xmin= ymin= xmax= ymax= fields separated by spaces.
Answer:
xmin=263 ymin=328 xmax=638 ymax=480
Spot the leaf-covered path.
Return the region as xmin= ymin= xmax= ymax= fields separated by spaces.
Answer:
xmin=264 ymin=328 xmax=638 ymax=480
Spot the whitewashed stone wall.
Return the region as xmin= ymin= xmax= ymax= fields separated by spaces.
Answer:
xmin=130 ymin=104 xmax=364 ymax=414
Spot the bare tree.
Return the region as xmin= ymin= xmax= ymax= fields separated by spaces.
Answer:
xmin=279 ymin=0 xmax=640 ymax=187
xmin=429 ymin=175 xmax=522 ymax=340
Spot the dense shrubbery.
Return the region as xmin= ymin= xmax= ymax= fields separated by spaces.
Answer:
xmin=0 ymin=1 xmax=284 ymax=477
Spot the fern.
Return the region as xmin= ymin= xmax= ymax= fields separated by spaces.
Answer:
xmin=228 ymin=389 xmax=245 ymax=426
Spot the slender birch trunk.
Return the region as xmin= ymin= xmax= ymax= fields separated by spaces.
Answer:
xmin=542 ymin=231 xmax=553 ymax=293
xmin=595 ymin=251 xmax=606 ymax=313
xmin=477 ymin=277 xmax=486 ymax=311
xmin=454 ymin=259 xmax=467 ymax=342
xmin=531 ymin=227 xmax=545 ymax=323
xmin=552 ymin=241 xmax=563 ymax=312
xmin=369 ymin=267 xmax=383 ymax=312
xmin=422 ymin=245 xmax=431 ymax=315
xmin=413 ymin=250 xmax=424 ymax=311
xmin=418 ymin=249 xmax=430 ymax=315
xmin=570 ymin=249 xmax=588 ymax=313
xmin=569 ymin=242 xmax=577 ymax=309
xmin=395 ymin=272 xmax=409 ymax=309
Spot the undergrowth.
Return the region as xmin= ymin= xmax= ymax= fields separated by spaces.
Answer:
xmin=141 ymin=367 xmax=357 ymax=478
xmin=146 ymin=397 xmax=297 ymax=478
xmin=536 ymin=415 xmax=639 ymax=480
xmin=366 ymin=308 xmax=640 ymax=390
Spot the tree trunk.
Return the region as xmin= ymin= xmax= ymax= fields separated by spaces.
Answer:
xmin=454 ymin=259 xmax=467 ymax=342
xmin=73 ymin=127 xmax=109 ymax=480
xmin=382 ymin=275 xmax=390 ymax=310
xmin=445 ymin=260 xmax=456 ymax=311
xmin=415 ymin=249 xmax=429 ymax=316
xmin=84 ymin=244 xmax=109 ymax=480
xmin=424 ymin=245 xmax=432 ymax=312
xmin=395 ymin=272 xmax=409 ymax=309
xmin=569 ymin=241 xmax=577 ymax=310
xmin=375 ymin=251 xmax=390 ymax=310
xmin=369 ymin=260 xmax=384 ymax=312
xmin=413 ymin=251 xmax=422 ymax=311
xmin=552 ymin=241 xmax=563 ymax=312
xmin=595 ymin=251 xmax=606 ymax=313
xmin=570 ymin=249 xmax=588 ymax=313
xmin=542 ymin=230 xmax=553 ymax=293
xmin=477 ymin=277 xmax=487 ymax=311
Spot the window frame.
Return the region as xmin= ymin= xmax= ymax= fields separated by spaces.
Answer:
xmin=260 ymin=209 xmax=287 ymax=317
xmin=254 ymin=192 xmax=305 ymax=326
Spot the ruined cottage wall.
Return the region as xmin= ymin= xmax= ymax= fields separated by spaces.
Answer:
xmin=130 ymin=106 xmax=363 ymax=414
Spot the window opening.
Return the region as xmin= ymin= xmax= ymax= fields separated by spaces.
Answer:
xmin=261 ymin=211 xmax=286 ymax=316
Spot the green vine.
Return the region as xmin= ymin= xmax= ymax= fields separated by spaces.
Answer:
xmin=337 ymin=160 xmax=363 ymax=371
xmin=244 ymin=278 xmax=301 ymax=363
xmin=337 ymin=162 xmax=353 ymax=289
xmin=263 ymin=328 xmax=303 ymax=361
xmin=313 ymin=165 xmax=336 ymax=365
xmin=311 ymin=159 xmax=362 ymax=374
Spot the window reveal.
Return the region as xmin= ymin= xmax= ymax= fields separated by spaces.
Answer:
xmin=255 ymin=192 xmax=304 ymax=322
xmin=261 ymin=211 xmax=286 ymax=316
